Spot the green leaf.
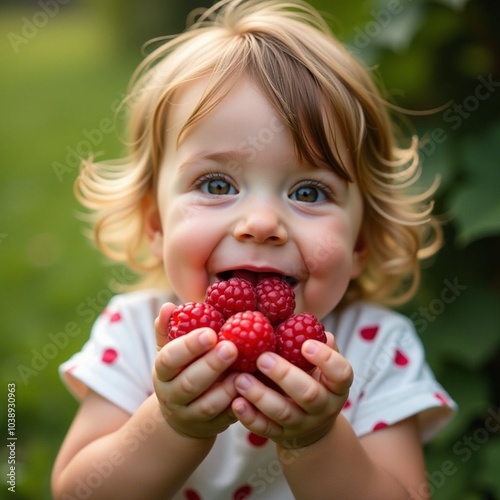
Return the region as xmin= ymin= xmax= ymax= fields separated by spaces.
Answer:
xmin=447 ymin=124 xmax=500 ymax=245
xmin=371 ymin=1 xmax=425 ymax=52
xmin=419 ymin=287 xmax=500 ymax=369
xmin=424 ymin=448 xmax=468 ymax=500
xmin=477 ymin=437 xmax=500 ymax=496
xmin=428 ymin=366 xmax=489 ymax=443
xmin=449 ymin=185 xmax=500 ymax=244
xmin=418 ymin=134 xmax=456 ymax=194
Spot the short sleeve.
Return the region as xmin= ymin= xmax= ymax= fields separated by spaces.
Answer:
xmin=59 ymin=290 xmax=168 ymax=414
xmin=333 ymin=303 xmax=457 ymax=442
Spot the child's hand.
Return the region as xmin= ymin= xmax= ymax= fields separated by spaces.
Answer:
xmin=153 ymin=303 xmax=240 ymax=439
xmin=231 ymin=332 xmax=352 ymax=449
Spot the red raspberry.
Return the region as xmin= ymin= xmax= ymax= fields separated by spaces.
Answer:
xmin=205 ymin=278 xmax=257 ymax=319
xmin=218 ymin=311 xmax=275 ymax=372
xmin=255 ymin=277 xmax=295 ymax=325
xmin=275 ymin=313 xmax=326 ymax=372
xmin=167 ymin=302 xmax=225 ymax=341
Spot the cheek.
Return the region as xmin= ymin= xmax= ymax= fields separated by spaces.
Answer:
xmin=161 ymin=205 xmax=219 ymax=301
xmin=299 ymin=227 xmax=357 ymax=316
xmin=302 ymin=231 xmax=353 ymax=275
xmin=163 ymin=198 xmax=214 ymax=251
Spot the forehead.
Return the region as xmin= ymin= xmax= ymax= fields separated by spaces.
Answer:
xmin=166 ymin=77 xmax=279 ymax=139
xmin=163 ymin=74 xmax=355 ymax=180
xmin=162 ymin=76 xmax=290 ymax=175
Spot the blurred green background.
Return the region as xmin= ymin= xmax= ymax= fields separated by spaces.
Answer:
xmin=1 ymin=0 xmax=499 ymax=498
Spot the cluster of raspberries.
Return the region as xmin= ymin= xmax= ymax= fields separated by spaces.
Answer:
xmin=167 ymin=277 xmax=326 ymax=373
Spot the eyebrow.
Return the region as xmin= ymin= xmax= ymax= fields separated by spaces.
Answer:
xmin=178 ymin=150 xmax=245 ymax=172
xmin=176 ymin=149 xmax=352 ymax=190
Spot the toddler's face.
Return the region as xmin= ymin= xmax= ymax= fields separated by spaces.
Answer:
xmin=147 ymin=77 xmax=366 ymax=319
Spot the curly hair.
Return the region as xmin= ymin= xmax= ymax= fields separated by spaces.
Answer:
xmin=75 ymin=0 xmax=442 ymax=307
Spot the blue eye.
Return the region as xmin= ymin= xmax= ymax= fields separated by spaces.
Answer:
xmin=290 ymin=182 xmax=330 ymax=203
xmin=197 ymin=174 xmax=238 ymax=195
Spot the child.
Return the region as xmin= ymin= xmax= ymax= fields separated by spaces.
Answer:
xmin=52 ymin=1 xmax=456 ymax=498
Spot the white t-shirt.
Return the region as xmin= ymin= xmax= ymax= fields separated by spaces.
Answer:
xmin=60 ymin=289 xmax=456 ymax=500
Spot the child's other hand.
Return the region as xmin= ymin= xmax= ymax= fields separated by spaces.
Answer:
xmin=153 ymin=303 xmax=239 ymax=439
xmin=231 ymin=332 xmax=352 ymax=449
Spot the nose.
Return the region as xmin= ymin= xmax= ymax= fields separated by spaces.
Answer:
xmin=233 ymin=206 xmax=288 ymax=245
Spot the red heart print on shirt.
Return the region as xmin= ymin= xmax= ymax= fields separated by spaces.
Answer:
xmin=394 ymin=349 xmax=409 ymax=366
xmin=359 ymin=325 xmax=379 ymax=341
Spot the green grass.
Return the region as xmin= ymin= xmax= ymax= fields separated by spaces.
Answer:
xmin=1 ymin=8 xmax=139 ymax=498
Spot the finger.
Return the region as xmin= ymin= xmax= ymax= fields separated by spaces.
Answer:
xmin=161 ymin=340 xmax=238 ymax=406
xmin=302 ymin=340 xmax=353 ymax=395
xmin=231 ymin=396 xmax=283 ymax=438
xmin=234 ymin=371 xmax=305 ymax=427
xmin=155 ymin=328 xmax=218 ymax=381
xmin=155 ymin=302 xmax=177 ymax=351
xmin=186 ymin=372 xmax=239 ymax=423
xmin=255 ymin=353 xmax=330 ymax=414
xmin=325 ymin=332 xmax=338 ymax=352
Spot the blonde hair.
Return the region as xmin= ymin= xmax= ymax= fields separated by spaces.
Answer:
xmin=75 ymin=0 xmax=442 ymax=306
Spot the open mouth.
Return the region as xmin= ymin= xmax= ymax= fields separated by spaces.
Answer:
xmin=217 ymin=269 xmax=299 ymax=288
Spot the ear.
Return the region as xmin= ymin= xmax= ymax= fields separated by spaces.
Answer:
xmin=350 ymin=232 xmax=369 ymax=279
xmin=143 ymin=193 xmax=163 ymax=260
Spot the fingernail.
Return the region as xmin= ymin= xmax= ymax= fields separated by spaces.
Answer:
xmin=199 ymin=330 xmax=213 ymax=347
xmin=233 ymin=401 xmax=246 ymax=415
xmin=259 ymin=353 xmax=276 ymax=370
xmin=237 ymin=374 xmax=251 ymax=391
xmin=303 ymin=340 xmax=319 ymax=355
xmin=217 ymin=342 xmax=234 ymax=361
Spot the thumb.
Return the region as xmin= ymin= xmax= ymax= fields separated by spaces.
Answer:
xmin=155 ymin=302 xmax=177 ymax=351
xmin=325 ymin=331 xmax=339 ymax=352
